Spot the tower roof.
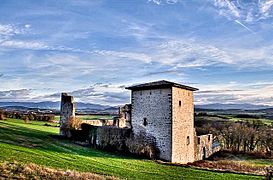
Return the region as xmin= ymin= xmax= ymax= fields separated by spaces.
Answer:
xmin=125 ymin=80 xmax=198 ymax=91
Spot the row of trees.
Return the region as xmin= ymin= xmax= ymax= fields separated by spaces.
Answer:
xmin=0 ymin=110 xmax=5 ymax=120
xmin=197 ymin=119 xmax=273 ymax=156
xmin=0 ymin=110 xmax=55 ymax=122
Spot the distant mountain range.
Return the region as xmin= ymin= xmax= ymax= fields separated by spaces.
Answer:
xmin=195 ymin=103 xmax=273 ymax=110
xmin=0 ymin=101 xmax=112 ymax=111
xmin=0 ymin=101 xmax=272 ymax=111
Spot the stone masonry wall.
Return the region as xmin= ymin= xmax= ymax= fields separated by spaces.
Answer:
xmin=172 ymin=87 xmax=195 ymax=164
xmin=116 ymin=104 xmax=131 ymax=128
xmin=60 ymin=93 xmax=75 ymax=137
xmin=131 ymin=88 xmax=172 ymax=161
xmin=195 ymin=134 xmax=213 ymax=161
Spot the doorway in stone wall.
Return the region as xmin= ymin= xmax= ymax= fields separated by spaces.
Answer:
xmin=202 ymin=147 xmax=206 ymax=159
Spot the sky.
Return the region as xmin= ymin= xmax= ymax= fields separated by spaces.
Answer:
xmin=1 ymin=0 xmax=273 ymax=106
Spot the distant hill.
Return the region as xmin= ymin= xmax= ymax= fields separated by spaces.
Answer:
xmin=0 ymin=101 xmax=113 ymax=111
xmin=1 ymin=101 xmax=272 ymax=112
xmin=195 ymin=103 xmax=273 ymax=110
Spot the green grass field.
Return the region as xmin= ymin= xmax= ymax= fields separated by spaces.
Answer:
xmin=78 ymin=115 xmax=113 ymax=121
xmin=195 ymin=114 xmax=273 ymax=126
xmin=0 ymin=118 xmax=263 ymax=179
xmin=229 ymin=117 xmax=273 ymax=126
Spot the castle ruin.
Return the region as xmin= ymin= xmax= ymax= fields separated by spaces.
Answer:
xmin=60 ymin=93 xmax=75 ymax=137
xmin=60 ymin=80 xmax=218 ymax=164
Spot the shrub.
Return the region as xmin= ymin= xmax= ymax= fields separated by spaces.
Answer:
xmin=0 ymin=111 xmax=5 ymax=120
xmin=66 ymin=116 xmax=82 ymax=130
xmin=235 ymin=114 xmax=259 ymax=119
xmin=22 ymin=115 xmax=29 ymax=123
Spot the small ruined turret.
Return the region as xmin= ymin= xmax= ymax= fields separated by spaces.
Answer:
xmin=113 ymin=104 xmax=132 ymax=128
xmin=60 ymin=93 xmax=75 ymax=137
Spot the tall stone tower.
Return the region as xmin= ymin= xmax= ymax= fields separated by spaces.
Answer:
xmin=60 ymin=93 xmax=75 ymax=137
xmin=126 ymin=80 xmax=198 ymax=164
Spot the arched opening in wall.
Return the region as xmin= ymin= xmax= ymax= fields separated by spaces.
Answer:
xmin=179 ymin=101 xmax=182 ymax=106
xmin=202 ymin=147 xmax=206 ymax=160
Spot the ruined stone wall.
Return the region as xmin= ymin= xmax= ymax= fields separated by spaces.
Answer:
xmin=195 ymin=134 xmax=213 ymax=161
xmin=115 ymin=104 xmax=131 ymax=128
xmin=131 ymin=88 xmax=172 ymax=161
xmin=172 ymin=87 xmax=195 ymax=164
xmin=81 ymin=120 xmax=113 ymax=126
xmin=60 ymin=93 xmax=75 ymax=137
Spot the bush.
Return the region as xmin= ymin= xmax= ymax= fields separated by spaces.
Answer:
xmin=0 ymin=111 xmax=5 ymax=120
xmin=67 ymin=116 xmax=82 ymax=130
xmin=22 ymin=115 xmax=29 ymax=124
xmin=235 ymin=114 xmax=259 ymax=119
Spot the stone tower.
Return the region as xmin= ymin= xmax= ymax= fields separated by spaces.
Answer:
xmin=60 ymin=93 xmax=75 ymax=137
xmin=126 ymin=80 xmax=198 ymax=164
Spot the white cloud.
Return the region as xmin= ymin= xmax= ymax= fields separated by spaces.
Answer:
xmin=213 ymin=0 xmax=273 ymax=23
xmin=0 ymin=23 xmax=30 ymax=37
xmin=138 ymin=38 xmax=273 ymax=69
xmin=147 ymin=40 xmax=233 ymax=67
xmin=24 ymin=54 xmax=96 ymax=79
xmin=195 ymin=82 xmax=273 ymax=106
xmin=166 ymin=0 xmax=178 ymax=4
xmin=0 ymin=23 xmax=32 ymax=47
xmin=93 ymin=50 xmax=152 ymax=63
xmin=1 ymin=40 xmax=47 ymax=50
xmin=25 ymin=24 xmax=31 ymax=28
xmin=260 ymin=0 xmax=273 ymax=14
xmin=148 ymin=0 xmax=178 ymax=5
xmin=148 ymin=0 xmax=161 ymax=5
xmin=34 ymin=83 xmax=130 ymax=105
xmin=224 ymin=0 xmax=240 ymax=18
xmin=0 ymin=24 xmax=16 ymax=36
xmin=0 ymin=89 xmax=33 ymax=101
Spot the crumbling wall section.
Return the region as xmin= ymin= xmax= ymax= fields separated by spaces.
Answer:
xmin=195 ymin=134 xmax=213 ymax=161
xmin=60 ymin=93 xmax=75 ymax=137
xmin=84 ymin=124 xmax=158 ymax=159
xmin=113 ymin=104 xmax=131 ymax=128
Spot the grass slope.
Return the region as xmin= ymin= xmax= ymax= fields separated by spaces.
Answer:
xmin=0 ymin=119 xmax=262 ymax=180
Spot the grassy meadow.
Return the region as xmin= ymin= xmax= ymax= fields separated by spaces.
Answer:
xmin=0 ymin=118 xmax=264 ymax=179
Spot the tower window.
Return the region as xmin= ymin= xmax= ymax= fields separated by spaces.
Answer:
xmin=179 ymin=101 xmax=182 ymax=106
xmin=208 ymin=135 xmax=211 ymax=142
xmin=197 ymin=137 xmax=200 ymax=145
xmin=143 ymin=118 xmax=147 ymax=126
xmin=150 ymin=91 xmax=152 ymax=95
xmin=187 ymin=136 xmax=190 ymax=145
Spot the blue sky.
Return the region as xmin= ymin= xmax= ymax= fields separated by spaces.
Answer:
xmin=0 ymin=0 xmax=273 ymax=106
